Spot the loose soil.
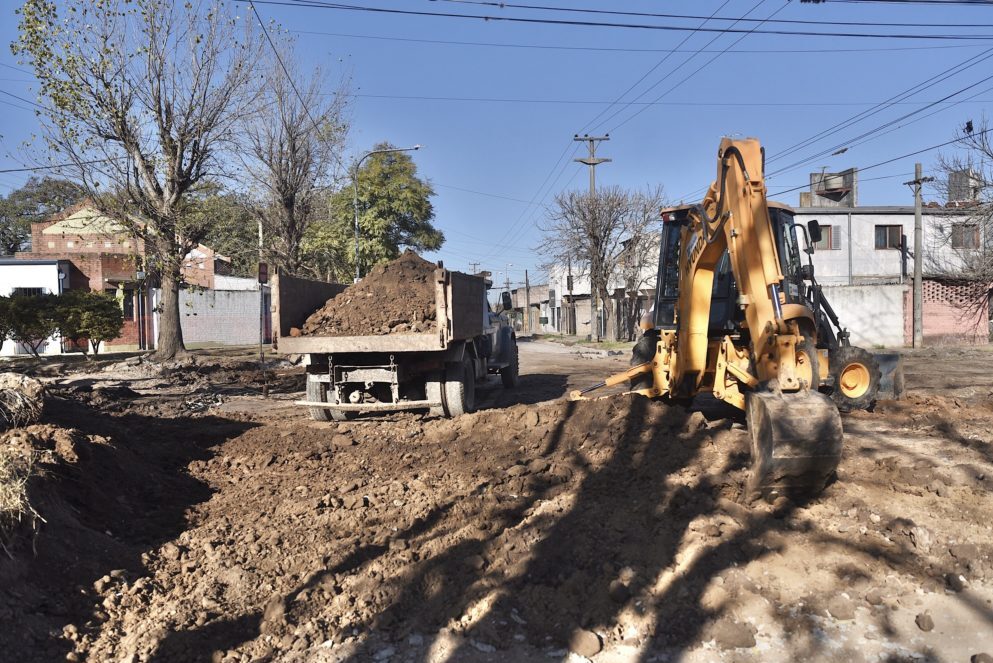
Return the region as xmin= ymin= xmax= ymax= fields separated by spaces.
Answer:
xmin=1 ymin=342 xmax=992 ymax=663
xmin=302 ymin=251 xmax=439 ymax=337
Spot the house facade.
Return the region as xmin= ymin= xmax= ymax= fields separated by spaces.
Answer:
xmin=0 ymin=203 xmax=267 ymax=355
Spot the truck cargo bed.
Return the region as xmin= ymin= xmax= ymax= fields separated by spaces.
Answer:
xmin=272 ymin=269 xmax=486 ymax=354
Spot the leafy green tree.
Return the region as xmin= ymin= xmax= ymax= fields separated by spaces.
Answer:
xmin=0 ymin=177 xmax=85 ymax=255
xmin=53 ymin=290 xmax=124 ymax=355
xmin=191 ymin=185 xmax=258 ymax=278
xmin=301 ymin=143 xmax=443 ymax=282
xmin=14 ymin=0 xmax=262 ymax=360
xmin=7 ymin=293 xmax=58 ymax=358
xmin=0 ymin=297 xmax=12 ymax=345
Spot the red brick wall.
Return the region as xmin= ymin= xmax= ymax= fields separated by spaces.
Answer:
xmin=903 ymin=280 xmax=990 ymax=345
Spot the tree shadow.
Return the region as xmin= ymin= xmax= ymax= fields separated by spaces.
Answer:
xmin=0 ymin=395 xmax=256 ymax=663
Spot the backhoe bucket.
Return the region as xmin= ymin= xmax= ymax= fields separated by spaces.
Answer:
xmin=745 ymin=390 xmax=843 ymax=500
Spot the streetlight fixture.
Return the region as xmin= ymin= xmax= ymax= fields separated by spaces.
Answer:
xmin=352 ymin=144 xmax=422 ymax=282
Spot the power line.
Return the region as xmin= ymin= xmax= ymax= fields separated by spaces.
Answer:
xmin=291 ymin=29 xmax=992 ymax=53
xmin=767 ymin=130 xmax=992 ymax=198
xmin=434 ymin=0 xmax=993 ymax=29
xmin=768 ymin=69 xmax=993 ymax=178
xmin=248 ymin=1 xmax=325 ymax=135
xmin=768 ymin=46 xmax=993 ymax=166
xmin=434 ymin=183 xmax=533 ymax=204
xmin=353 ymin=92 xmax=993 ymax=107
xmin=600 ymin=0 xmax=790 ymax=134
xmin=0 ymin=89 xmax=44 ymax=110
xmin=576 ymin=0 xmax=734 ymax=134
xmin=0 ymin=158 xmax=119 ymax=175
xmin=252 ymin=0 xmax=993 ymax=40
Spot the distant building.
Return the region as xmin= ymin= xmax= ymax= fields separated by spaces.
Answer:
xmin=0 ymin=202 xmax=268 ymax=355
xmin=795 ymin=166 xmax=988 ymax=345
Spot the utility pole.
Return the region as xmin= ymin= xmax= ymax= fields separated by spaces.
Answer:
xmin=567 ymin=257 xmax=575 ymax=335
xmin=904 ymin=164 xmax=934 ymax=348
xmin=524 ymin=269 xmax=532 ymax=335
xmin=469 ymin=262 xmax=480 ymax=274
xmin=574 ymin=133 xmax=611 ymax=342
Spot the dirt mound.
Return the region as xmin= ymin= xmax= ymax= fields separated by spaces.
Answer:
xmin=302 ymin=250 xmax=439 ymax=336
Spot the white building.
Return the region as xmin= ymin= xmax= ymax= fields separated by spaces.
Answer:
xmin=0 ymin=258 xmax=71 ymax=355
xmin=795 ymin=205 xmax=980 ymax=285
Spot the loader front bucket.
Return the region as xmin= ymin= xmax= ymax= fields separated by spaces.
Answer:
xmin=745 ymin=390 xmax=844 ymax=500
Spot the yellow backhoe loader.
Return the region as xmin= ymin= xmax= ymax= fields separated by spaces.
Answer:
xmin=573 ymin=137 xmax=895 ymax=499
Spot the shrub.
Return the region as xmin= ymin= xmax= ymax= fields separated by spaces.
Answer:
xmin=55 ymin=290 xmax=124 ymax=355
xmin=7 ymin=293 xmax=59 ymax=358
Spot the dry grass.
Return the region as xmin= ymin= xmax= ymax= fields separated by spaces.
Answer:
xmin=0 ymin=388 xmax=43 ymax=430
xmin=0 ymin=444 xmax=36 ymax=553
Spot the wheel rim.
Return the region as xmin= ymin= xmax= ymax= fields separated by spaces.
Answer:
xmin=839 ymin=362 xmax=871 ymax=398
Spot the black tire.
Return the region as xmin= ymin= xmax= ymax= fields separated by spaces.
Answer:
xmin=443 ymin=356 xmax=476 ymax=417
xmin=828 ymin=345 xmax=881 ymax=413
xmin=500 ymin=341 xmax=520 ymax=388
xmin=306 ymin=376 xmax=332 ymax=422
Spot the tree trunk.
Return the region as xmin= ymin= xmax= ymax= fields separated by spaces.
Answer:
xmin=599 ymin=286 xmax=616 ymax=342
xmin=154 ymin=269 xmax=186 ymax=360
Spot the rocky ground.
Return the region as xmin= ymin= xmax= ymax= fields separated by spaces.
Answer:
xmin=1 ymin=341 xmax=991 ymax=663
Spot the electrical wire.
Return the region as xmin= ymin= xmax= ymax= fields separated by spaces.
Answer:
xmin=767 ymin=129 xmax=992 ymax=198
xmin=768 ymin=46 xmax=993 ymax=166
xmin=601 ymin=1 xmax=790 ymax=133
xmin=435 ymin=0 xmax=993 ymax=29
xmin=250 ymin=0 xmax=993 ymax=40
xmin=290 ymin=29 xmax=992 ymax=53
xmin=353 ymin=92 xmax=993 ymax=107
xmin=767 ymin=68 xmax=993 ymax=178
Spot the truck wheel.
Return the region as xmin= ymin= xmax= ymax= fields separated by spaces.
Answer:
xmin=500 ymin=342 xmax=520 ymax=388
xmin=828 ymin=345 xmax=881 ymax=413
xmin=443 ymin=357 xmax=476 ymax=417
xmin=425 ymin=373 xmax=445 ymax=417
xmin=306 ymin=377 xmax=332 ymax=422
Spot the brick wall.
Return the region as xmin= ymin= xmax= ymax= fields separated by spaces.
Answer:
xmin=903 ymin=280 xmax=990 ymax=345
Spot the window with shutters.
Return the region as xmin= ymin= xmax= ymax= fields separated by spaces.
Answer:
xmin=951 ymin=223 xmax=980 ymax=249
xmin=814 ymin=224 xmax=840 ymax=250
xmin=874 ymin=225 xmax=902 ymax=250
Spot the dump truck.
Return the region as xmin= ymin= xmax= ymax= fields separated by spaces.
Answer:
xmin=272 ymin=267 xmax=519 ymax=420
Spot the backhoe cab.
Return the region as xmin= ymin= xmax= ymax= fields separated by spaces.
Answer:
xmin=574 ymin=137 xmax=887 ymax=499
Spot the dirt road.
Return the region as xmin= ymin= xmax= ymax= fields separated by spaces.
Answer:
xmin=2 ymin=341 xmax=992 ymax=662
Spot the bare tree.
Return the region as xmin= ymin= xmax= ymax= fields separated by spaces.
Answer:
xmin=618 ymin=186 xmax=666 ymax=340
xmin=539 ymin=186 xmax=629 ymax=342
xmin=241 ymin=39 xmax=350 ymax=276
xmin=926 ymin=118 xmax=993 ymax=316
xmin=14 ymin=0 xmax=262 ymax=359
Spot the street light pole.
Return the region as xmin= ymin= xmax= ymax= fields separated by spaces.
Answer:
xmin=352 ymin=144 xmax=422 ymax=282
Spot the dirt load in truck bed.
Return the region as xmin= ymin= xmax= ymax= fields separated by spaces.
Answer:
xmin=301 ymin=250 xmax=438 ymax=337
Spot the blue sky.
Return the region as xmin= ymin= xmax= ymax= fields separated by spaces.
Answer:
xmin=1 ymin=0 xmax=992 ymax=288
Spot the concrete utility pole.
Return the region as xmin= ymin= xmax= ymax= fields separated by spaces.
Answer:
xmin=574 ymin=134 xmax=611 ymax=342
xmin=904 ymin=163 xmax=935 ymax=348
xmin=524 ymin=269 xmax=532 ymax=334
xmin=567 ymin=257 xmax=575 ymax=335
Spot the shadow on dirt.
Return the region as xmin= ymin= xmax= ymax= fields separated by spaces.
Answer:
xmin=0 ymin=396 xmax=256 ymax=663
